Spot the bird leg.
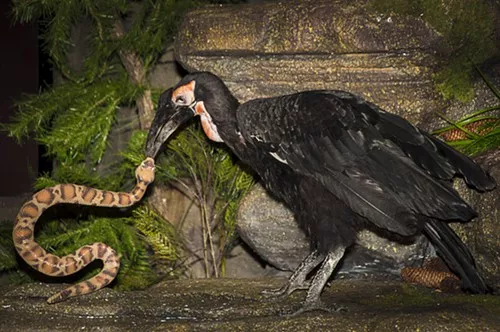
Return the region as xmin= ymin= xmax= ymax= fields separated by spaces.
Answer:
xmin=292 ymin=246 xmax=346 ymax=315
xmin=262 ymin=250 xmax=326 ymax=298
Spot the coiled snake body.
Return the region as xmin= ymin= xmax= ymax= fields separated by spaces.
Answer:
xmin=12 ymin=158 xmax=155 ymax=303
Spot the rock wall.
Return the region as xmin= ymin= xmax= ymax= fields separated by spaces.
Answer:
xmin=176 ymin=0 xmax=449 ymax=124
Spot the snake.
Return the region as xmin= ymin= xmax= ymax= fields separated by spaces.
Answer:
xmin=12 ymin=157 xmax=155 ymax=304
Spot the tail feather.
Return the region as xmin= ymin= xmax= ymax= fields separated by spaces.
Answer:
xmin=376 ymin=110 xmax=496 ymax=191
xmin=423 ymin=219 xmax=488 ymax=294
xmin=423 ymin=132 xmax=496 ymax=191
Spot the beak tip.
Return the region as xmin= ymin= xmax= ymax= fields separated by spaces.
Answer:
xmin=145 ymin=146 xmax=158 ymax=159
xmin=144 ymin=141 xmax=157 ymax=159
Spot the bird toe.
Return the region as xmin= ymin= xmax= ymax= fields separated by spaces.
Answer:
xmin=288 ymin=300 xmax=347 ymax=316
xmin=262 ymin=280 xmax=311 ymax=299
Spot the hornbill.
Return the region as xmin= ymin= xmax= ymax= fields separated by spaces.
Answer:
xmin=145 ymin=72 xmax=496 ymax=313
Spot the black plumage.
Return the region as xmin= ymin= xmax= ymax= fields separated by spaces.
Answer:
xmin=146 ymin=72 xmax=496 ymax=312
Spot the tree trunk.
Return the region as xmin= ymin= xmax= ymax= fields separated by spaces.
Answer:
xmin=112 ymin=19 xmax=155 ymax=130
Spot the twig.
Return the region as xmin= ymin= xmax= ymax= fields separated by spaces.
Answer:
xmin=199 ymin=196 xmax=210 ymax=278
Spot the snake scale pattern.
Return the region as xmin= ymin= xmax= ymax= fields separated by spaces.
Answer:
xmin=12 ymin=158 xmax=155 ymax=304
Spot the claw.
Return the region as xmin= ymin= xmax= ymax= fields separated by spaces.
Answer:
xmin=262 ymin=286 xmax=289 ymax=299
xmin=288 ymin=300 xmax=347 ymax=316
xmin=262 ymin=250 xmax=325 ymax=300
xmin=262 ymin=286 xmax=286 ymax=297
xmin=262 ymin=280 xmax=311 ymax=299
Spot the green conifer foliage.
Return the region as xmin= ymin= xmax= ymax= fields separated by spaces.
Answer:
xmin=433 ymin=67 xmax=500 ymax=156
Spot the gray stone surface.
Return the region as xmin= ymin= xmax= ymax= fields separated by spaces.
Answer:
xmin=1 ymin=279 xmax=499 ymax=331
xmin=224 ymin=242 xmax=286 ymax=279
xmin=148 ymin=47 xmax=184 ymax=90
xmin=237 ymin=184 xmax=309 ymax=271
xmin=175 ymin=0 xmax=500 ymax=128
xmin=177 ymin=0 xmax=445 ymax=55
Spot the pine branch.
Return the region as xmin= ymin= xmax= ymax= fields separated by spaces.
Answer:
xmin=433 ymin=65 xmax=500 ymax=156
xmin=131 ymin=206 xmax=181 ymax=262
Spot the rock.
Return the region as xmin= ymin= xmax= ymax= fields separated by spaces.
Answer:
xmin=237 ymin=184 xmax=431 ymax=278
xmin=175 ymin=0 xmax=500 ymax=126
xmin=224 ymin=242 xmax=287 ymax=279
xmin=237 ymin=184 xmax=309 ymax=271
xmin=453 ymin=149 xmax=500 ymax=292
xmin=148 ymin=46 xmax=184 ymax=90
xmin=1 ymin=279 xmax=499 ymax=331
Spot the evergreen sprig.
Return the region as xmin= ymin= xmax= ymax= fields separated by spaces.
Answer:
xmin=156 ymin=123 xmax=255 ymax=275
xmin=120 ymin=130 xmax=150 ymax=174
xmin=34 ymin=163 xmax=123 ymax=191
xmin=0 ymin=223 xmax=17 ymax=271
xmin=121 ymin=0 xmax=198 ymax=70
xmin=433 ymin=66 xmax=500 ymax=155
xmin=213 ymin=149 xmax=254 ymax=254
xmin=121 ymin=122 xmax=256 ymax=276
xmin=131 ymin=206 xmax=180 ymax=263
xmin=6 ymin=76 xmax=139 ymax=166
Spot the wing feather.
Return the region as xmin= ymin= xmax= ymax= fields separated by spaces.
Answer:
xmin=236 ymin=91 xmax=488 ymax=235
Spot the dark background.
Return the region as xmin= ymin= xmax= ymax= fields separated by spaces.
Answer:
xmin=0 ymin=2 xmax=47 ymax=197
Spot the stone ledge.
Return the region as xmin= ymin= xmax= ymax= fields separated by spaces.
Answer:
xmin=176 ymin=0 xmax=444 ymax=56
xmin=1 ymin=279 xmax=499 ymax=331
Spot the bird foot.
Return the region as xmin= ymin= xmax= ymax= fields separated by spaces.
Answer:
xmin=288 ymin=300 xmax=347 ymax=316
xmin=262 ymin=281 xmax=311 ymax=299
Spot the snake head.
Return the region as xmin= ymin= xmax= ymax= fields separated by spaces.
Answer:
xmin=135 ymin=157 xmax=156 ymax=184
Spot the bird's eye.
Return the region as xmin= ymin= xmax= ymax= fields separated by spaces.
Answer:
xmin=176 ymin=96 xmax=187 ymax=105
xmin=171 ymin=84 xmax=195 ymax=106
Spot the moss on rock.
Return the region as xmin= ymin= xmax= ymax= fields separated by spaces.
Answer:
xmin=371 ymin=0 xmax=498 ymax=102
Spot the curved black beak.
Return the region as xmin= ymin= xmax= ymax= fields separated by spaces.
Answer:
xmin=145 ymin=88 xmax=195 ymax=158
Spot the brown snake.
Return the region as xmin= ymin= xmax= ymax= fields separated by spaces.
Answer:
xmin=12 ymin=158 xmax=155 ymax=304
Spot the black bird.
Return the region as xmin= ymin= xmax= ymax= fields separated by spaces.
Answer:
xmin=146 ymin=72 xmax=496 ymax=313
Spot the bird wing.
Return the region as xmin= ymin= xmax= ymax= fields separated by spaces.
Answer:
xmin=236 ymin=91 xmax=483 ymax=235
